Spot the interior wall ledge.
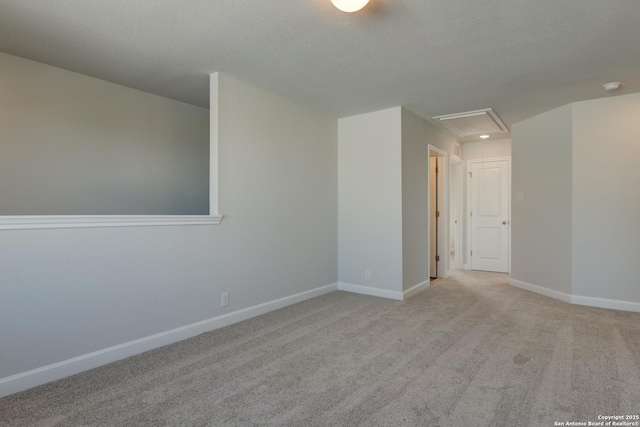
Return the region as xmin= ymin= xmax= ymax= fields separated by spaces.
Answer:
xmin=0 ymin=215 xmax=223 ymax=230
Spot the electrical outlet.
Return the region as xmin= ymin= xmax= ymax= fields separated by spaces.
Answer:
xmin=220 ymin=292 xmax=229 ymax=307
xmin=365 ymin=270 xmax=371 ymax=280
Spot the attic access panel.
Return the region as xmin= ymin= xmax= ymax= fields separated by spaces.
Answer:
xmin=433 ymin=109 xmax=509 ymax=138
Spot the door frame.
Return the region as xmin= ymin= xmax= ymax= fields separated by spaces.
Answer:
xmin=428 ymin=145 xmax=449 ymax=279
xmin=466 ymin=156 xmax=511 ymax=274
xmin=449 ymin=157 xmax=463 ymax=271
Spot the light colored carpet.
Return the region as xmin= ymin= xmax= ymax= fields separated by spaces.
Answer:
xmin=1 ymin=271 xmax=640 ymax=426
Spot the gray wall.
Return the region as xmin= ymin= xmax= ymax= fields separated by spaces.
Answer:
xmin=512 ymin=93 xmax=640 ymax=306
xmin=338 ymin=107 xmax=403 ymax=292
xmin=572 ymin=92 xmax=640 ymax=303
xmin=511 ymin=105 xmax=573 ymax=294
xmin=463 ymin=138 xmax=511 ymax=160
xmin=337 ymin=107 xmax=459 ymax=293
xmin=0 ymin=52 xmax=209 ymax=215
xmin=0 ymin=73 xmax=338 ymax=379
xmin=401 ymin=109 xmax=459 ymax=290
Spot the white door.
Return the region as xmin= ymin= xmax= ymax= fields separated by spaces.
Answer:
xmin=469 ymin=160 xmax=509 ymax=273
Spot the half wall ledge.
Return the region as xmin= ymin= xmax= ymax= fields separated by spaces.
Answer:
xmin=0 ymin=215 xmax=223 ymax=230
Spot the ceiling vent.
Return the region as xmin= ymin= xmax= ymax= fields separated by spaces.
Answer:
xmin=432 ymin=108 xmax=509 ymax=138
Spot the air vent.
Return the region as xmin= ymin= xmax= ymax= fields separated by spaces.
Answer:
xmin=433 ymin=109 xmax=509 ymax=138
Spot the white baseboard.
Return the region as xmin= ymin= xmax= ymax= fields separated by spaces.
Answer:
xmin=462 ymin=264 xmax=470 ymax=270
xmin=510 ymin=279 xmax=640 ymax=313
xmin=509 ymin=279 xmax=572 ymax=303
xmin=403 ymin=280 xmax=430 ymax=300
xmin=337 ymin=282 xmax=403 ymax=301
xmin=571 ymin=294 xmax=640 ymax=313
xmin=0 ymin=282 xmax=338 ymax=399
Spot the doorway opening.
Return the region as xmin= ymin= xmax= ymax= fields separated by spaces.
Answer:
xmin=428 ymin=145 xmax=448 ymax=280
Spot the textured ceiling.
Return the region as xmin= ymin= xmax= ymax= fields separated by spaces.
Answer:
xmin=1 ymin=0 xmax=639 ymax=136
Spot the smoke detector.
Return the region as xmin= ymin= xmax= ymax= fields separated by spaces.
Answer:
xmin=603 ymin=82 xmax=621 ymax=92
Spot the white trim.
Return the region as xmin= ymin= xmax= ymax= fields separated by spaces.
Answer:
xmin=0 ymin=282 xmax=338 ymax=398
xmin=428 ymin=145 xmax=448 ymax=157
xmin=466 ymin=161 xmax=471 ymax=272
xmin=449 ymin=157 xmax=463 ymax=270
xmin=509 ymin=279 xmax=572 ymax=303
xmin=466 ymin=156 xmax=513 ymax=164
xmin=209 ymin=73 xmax=220 ymax=216
xmin=337 ymin=282 xmax=403 ymax=301
xmin=510 ymin=279 xmax=640 ymax=313
xmin=403 ymin=280 xmax=430 ymax=300
xmin=571 ymin=295 xmax=640 ymax=313
xmin=0 ymin=215 xmax=223 ymax=230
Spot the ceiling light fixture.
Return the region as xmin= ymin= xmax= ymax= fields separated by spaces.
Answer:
xmin=480 ymin=134 xmax=490 ymax=139
xmin=331 ymin=0 xmax=370 ymax=12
